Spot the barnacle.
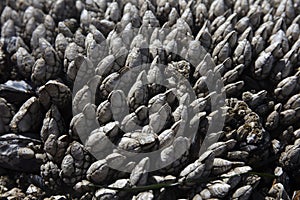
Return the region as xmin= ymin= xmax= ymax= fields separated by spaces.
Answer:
xmin=0 ymin=0 xmax=300 ymax=199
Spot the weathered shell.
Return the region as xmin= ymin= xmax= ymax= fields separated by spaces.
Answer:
xmin=72 ymin=83 xmax=94 ymax=115
xmin=252 ymin=51 xmax=274 ymax=80
xmin=269 ymin=49 xmax=297 ymax=82
xmin=268 ymin=30 xmax=290 ymax=58
xmin=1 ymin=19 xmax=16 ymax=38
xmin=212 ymin=38 xmax=232 ymax=64
xmin=31 ymin=39 xmax=62 ymax=85
xmin=121 ymin=113 xmax=142 ymax=132
xmin=238 ymin=23 xmax=253 ymax=40
xmin=9 ymin=97 xmax=42 ymax=133
xmin=272 ymin=17 xmax=287 ymax=35
xmin=232 ymin=185 xmax=252 ymax=200
xmin=212 ymin=14 xmax=236 ymax=45
xmin=86 ymin=159 xmax=109 ymax=184
xmin=222 ymin=64 xmax=245 ymax=84
xmin=85 ymin=122 xmax=119 ymax=158
xmin=158 ymin=121 xmax=181 ymax=148
xmin=279 ymin=139 xmax=300 ymax=170
xmin=212 ymin=158 xmax=244 ymax=175
xmin=60 ymin=141 xmax=91 ymax=185
xmin=195 ymin=21 xmax=212 ymax=51
xmin=193 ymin=53 xmax=215 ymax=79
xmin=130 ymin=157 xmax=150 ymax=186
xmin=44 ymin=134 xmax=69 ymax=164
xmin=128 ymin=70 xmax=149 ymax=111
xmin=235 ymin=17 xmax=250 ymax=34
xmin=207 ymin=139 xmax=237 ymax=156
xmin=274 ymin=71 xmax=300 ymax=100
xmin=158 ymin=136 xmax=190 ymax=174
xmin=38 ymin=80 xmax=72 ymax=111
xmin=108 ymin=89 xmax=128 ymax=122
xmin=94 ymin=178 xmax=129 ymax=199
xmin=11 ymin=47 xmax=34 ymax=79
xmin=233 ymin=39 xmax=252 ymax=66
xmin=95 ymin=54 xmax=119 ymax=78
xmin=280 ymin=108 xmax=300 ymax=126
xmin=213 ymin=57 xmax=232 ymax=76
xmin=179 ymin=150 xmax=214 ymax=187
xmin=96 ymin=100 xmax=112 ymax=125
xmin=265 ymin=103 xmax=282 ymax=130
xmin=41 ymin=104 xmax=66 ymax=142
xmin=236 ymin=0 xmax=250 ymax=14
xmin=99 ymin=72 xmax=120 ymax=99
xmin=118 ymin=127 xmax=158 ymax=152
xmin=224 ymin=81 xmax=244 ymax=96
xmin=208 ymin=0 xmax=228 ymax=20
xmin=251 ymin=34 xmax=266 ymax=56
xmin=1 ymin=6 xmax=20 ymax=26
xmin=148 ymin=89 xmax=175 ymax=114
xmin=275 ymin=0 xmax=295 ymax=24
xmin=247 ymin=4 xmax=262 ymax=29
xmin=286 ymin=23 xmax=300 ymax=44
xmin=64 ymin=42 xmax=84 ymax=73
xmin=284 ymin=94 xmax=300 ymax=109
xmin=58 ymin=21 xmax=73 ymax=38
xmin=210 ymin=15 xmax=226 ymax=34
xmin=30 ymin=24 xmax=47 ymax=49
xmin=87 ymin=153 xmax=126 ymax=184
xmin=149 ymin=103 xmax=172 ymax=133
xmin=87 ymin=38 xmax=108 ymax=66
xmin=200 ymin=180 xmax=231 ymax=198
xmin=69 ymin=103 xmax=98 ymax=142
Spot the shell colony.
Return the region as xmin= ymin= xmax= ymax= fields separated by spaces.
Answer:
xmin=1 ymin=0 xmax=300 ymax=199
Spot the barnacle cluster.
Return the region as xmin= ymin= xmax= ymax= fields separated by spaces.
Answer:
xmin=0 ymin=0 xmax=300 ymax=199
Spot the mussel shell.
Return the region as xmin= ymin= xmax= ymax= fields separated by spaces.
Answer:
xmin=0 ymin=133 xmax=42 ymax=172
xmin=0 ymin=80 xmax=34 ymax=106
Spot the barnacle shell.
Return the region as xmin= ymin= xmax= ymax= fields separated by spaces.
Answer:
xmin=1 ymin=0 xmax=300 ymax=199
